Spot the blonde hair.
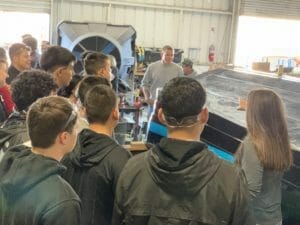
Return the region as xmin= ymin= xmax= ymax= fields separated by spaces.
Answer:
xmin=246 ymin=89 xmax=293 ymax=170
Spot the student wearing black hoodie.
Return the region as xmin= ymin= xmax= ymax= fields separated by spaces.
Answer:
xmin=112 ymin=77 xmax=253 ymax=225
xmin=0 ymin=96 xmax=80 ymax=225
xmin=62 ymin=84 xmax=131 ymax=225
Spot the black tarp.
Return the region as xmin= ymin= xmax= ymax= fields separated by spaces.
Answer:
xmin=195 ymin=69 xmax=300 ymax=149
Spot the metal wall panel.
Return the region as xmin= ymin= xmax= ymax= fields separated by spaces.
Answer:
xmin=112 ymin=0 xmax=231 ymax=10
xmin=240 ymin=0 xmax=300 ymax=20
xmin=110 ymin=6 xmax=181 ymax=47
xmin=51 ymin=0 xmax=234 ymax=64
xmin=180 ymin=13 xmax=231 ymax=63
xmin=0 ymin=0 xmax=50 ymax=13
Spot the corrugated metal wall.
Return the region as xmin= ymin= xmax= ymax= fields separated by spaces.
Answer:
xmin=1 ymin=0 xmax=300 ymax=63
xmin=240 ymin=0 xmax=300 ymax=20
xmin=0 ymin=0 xmax=50 ymax=13
xmin=51 ymin=0 xmax=235 ymax=64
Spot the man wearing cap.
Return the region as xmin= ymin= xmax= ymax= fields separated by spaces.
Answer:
xmin=182 ymin=58 xmax=198 ymax=78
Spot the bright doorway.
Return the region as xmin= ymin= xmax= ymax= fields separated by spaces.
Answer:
xmin=0 ymin=11 xmax=49 ymax=54
xmin=234 ymin=16 xmax=300 ymax=71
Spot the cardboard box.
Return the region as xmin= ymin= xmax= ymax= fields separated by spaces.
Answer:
xmin=252 ymin=62 xmax=270 ymax=72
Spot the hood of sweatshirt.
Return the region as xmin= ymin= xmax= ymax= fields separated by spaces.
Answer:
xmin=67 ymin=129 xmax=119 ymax=168
xmin=147 ymin=138 xmax=222 ymax=195
xmin=0 ymin=145 xmax=65 ymax=202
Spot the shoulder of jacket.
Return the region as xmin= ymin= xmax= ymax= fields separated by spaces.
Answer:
xmin=120 ymin=151 xmax=148 ymax=174
xmin=241 ymin=136 xmax=258 ymax=157
xmin=48 ymin=175 xmax=80 ymax=201
xmin=104 ymin=145 xmax=131 ymax=166
xmin=214 ymin=156 xmax=243 ymax=181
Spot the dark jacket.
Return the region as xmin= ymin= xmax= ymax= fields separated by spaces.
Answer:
xmin=62 ymin=129 xmax=131 ymax=225
xmin=0 ymin=111 xmax=29 ymax=156
xmin=237 ymin=136 xmax=283 ymax=225
xmin=112 ymin=138 xmax=252 ymax=225
xmin=0 ymin=145 xmax=81 ymax=225
xmin=7 ymin=65 xmax=20 ymax=84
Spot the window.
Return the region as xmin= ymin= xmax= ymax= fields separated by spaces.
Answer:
xmin=0 ymin=11 xmax=49 ymax=54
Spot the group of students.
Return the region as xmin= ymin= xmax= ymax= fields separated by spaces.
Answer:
xmin=0 ymin=41 xmax=294 ymax=225
xmin=0 ymin=40 xmax=131 ymax=225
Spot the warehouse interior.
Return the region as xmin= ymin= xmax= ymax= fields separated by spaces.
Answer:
xmin=0 ymin=0 xmax=299 ymax=224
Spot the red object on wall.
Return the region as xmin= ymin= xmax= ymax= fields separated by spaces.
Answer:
xmin=208 ymin=45 xmax=215 ymax=63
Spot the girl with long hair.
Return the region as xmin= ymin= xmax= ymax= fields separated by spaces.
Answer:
xmin=235 ymin=88 xmax=293 ymax=225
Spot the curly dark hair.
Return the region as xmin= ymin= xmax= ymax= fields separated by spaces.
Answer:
xmin=161 ymin=77 xmax=206 ymax=126
xmin=11 ymin=69 xmax=57 ymax=111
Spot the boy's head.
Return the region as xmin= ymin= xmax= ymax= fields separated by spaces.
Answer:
xmin=11 ymin=70 xmax=57 ymax=112
xmin=159 ymin=77 xmax=207 ymax=129
xmin=40 ymin=46 xmax=75 ymax=88
xmin=77 ymin=75 xmax=110 ymax=104
xmin=9 ymin=43 xmax=31 ymax=71
xmin=84 ymin=85 xmax=118 ymax=125
xmin=84 ymin=52 xmax=111 ymax=80
xmin=22 ymin=36 xmax=38 ymax=51
xmin=27 ymin=96 xmax=78 ymax=149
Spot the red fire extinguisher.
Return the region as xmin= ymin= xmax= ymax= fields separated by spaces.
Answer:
xmin=208 ymin=44 xmax=215 ymax=63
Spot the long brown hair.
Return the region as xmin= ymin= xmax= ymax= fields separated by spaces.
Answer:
xmin=246 ymin=89 xmax=293 ymax=171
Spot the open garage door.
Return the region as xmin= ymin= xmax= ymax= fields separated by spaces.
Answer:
xmin=240 ymin=0 xmax=300 ymax=20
